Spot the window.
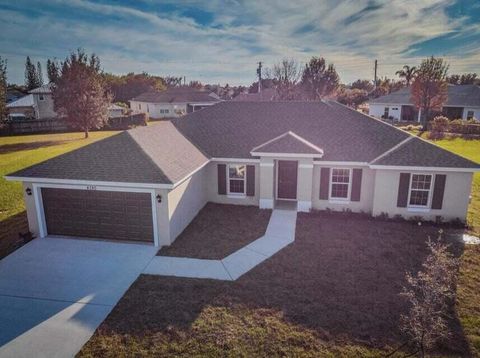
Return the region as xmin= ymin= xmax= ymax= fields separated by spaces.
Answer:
xmin=383 ymin=107 xmax=389 ymax=118
xmin=138 ymin=104 xmax=141 ymax=110
xmin=467 ymin=110 xmax=475 ymax=120
xmin=409 ymin=174 xmax=432 ymax=207
xmin=165 ymin=109 xmax=170 ymax=114
xmin=330 ymin=168 xmax=351 ymax=200
xmin=228 ymin=164 xmax=246 ymax=195
xmin=39 ymin=94 xmax=44 ymax=101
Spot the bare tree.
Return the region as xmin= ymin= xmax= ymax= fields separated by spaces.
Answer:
xmin=268 ymin=58 xmax=301 ymax=100
xmin=53 ymin=49 xmax=112 ymax=138
xmin=411 ymin=57 xmax=449 ymax=130
xmin=400 ymin=236 xmax=459 ymax=358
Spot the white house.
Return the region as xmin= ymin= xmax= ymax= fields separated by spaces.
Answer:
xmin=129 ymin=87 xmax=221 ymax=119
xmin=369 ymin=84 xmax=480 ymax=122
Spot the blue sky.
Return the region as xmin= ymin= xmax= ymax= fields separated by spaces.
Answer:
xmin=1 ymin=0 xmax=479 ymax=86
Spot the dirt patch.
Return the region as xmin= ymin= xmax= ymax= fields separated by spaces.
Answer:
xmin=80 ymin=213 xmax=470 ymax=357
xmin=157 ymin=203 xmax=271 ymax=260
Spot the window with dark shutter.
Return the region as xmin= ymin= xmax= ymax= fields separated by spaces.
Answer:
xmin=246 ymin=165 xmax=255 ymax=196
xmin=319 ymin=167 xmax=330 ymax=200
xmin=431 ymin=174 xmax=446 ymax=210
xmin=351 ymin=169 xmax=363 ymax=202
xmin=397 ymin=173 xmax=410 ymax=207
xmin=217 ymin=164 xmax=226 ymax=195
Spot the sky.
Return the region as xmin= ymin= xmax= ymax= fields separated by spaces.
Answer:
xmin=1 ymin=0 xmax=479 ymax=86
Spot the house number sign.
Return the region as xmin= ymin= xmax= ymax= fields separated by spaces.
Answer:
xmin=86 ymin=185 xmax=97 ymax=190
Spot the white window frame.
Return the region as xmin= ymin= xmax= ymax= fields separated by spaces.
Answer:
xmin=39 ymin=94 xmax=45 ymax=101
xmin=466 ymin=110 xmax=474 ymax=120
xmin=329 ymin=168 xmax=352 ymax=202
xmin=227 ymin=164 xmax=246 ymax=197
xmin=407 ymin=173 xmax=433 ymax=209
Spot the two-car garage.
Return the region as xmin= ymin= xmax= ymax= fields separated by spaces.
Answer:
xmin=40 ymin=188 xmax=155 ymax=243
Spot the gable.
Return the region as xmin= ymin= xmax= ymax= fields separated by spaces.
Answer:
xmin=251 ymin=131 xmax=323 ymax=156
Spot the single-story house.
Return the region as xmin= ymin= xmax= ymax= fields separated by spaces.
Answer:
xmin=7 ymin=84 xmax=124 ymax=121
xmin=129 ymin=87 xmax=221 ymax=119
xmin=369 ymin=84 xmax=480 ymax=121
xmin=6 ymin=101 xmax=479 ymax=247
xmin=7 ymin=84 xmax=56 ymax=120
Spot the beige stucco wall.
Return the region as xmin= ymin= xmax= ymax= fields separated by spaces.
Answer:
xmin=34 ymin=94 xmax=57 ymax=119
xmin=206 ymin=161 xmax=260 ymax=206
xmin=130 ymin=101 xmax=187 ymax=119
xmin=153 ymin=188 xmax=171 ymax=246
xmin=23 ymin=182 xmax=40 ymax=236
xmin=372 ymin=169 xmax=473 ymax=221
xmin=312 ymin=165 xmax=375 ymax=213
xmin=167 ymin=167 xmax=208 ymax=244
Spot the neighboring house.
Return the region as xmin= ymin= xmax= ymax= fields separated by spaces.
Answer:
xmin=129 ymin=87 xmax=221 ymax=119
xmin=6 ymin=84 xmax=56 ymax=120
xmin=233 ymin=88 xmax=277 ymax=101
xmin=6 ymin=101 xmax=479 ymax=247
xmin=6 ymin=84 xmax=128 ymax=121
xmin=108 ymin=103 xmax=126 ymax=118
xmin=369 ymin=84 xmax=480 ymax=121
xmin=6 ymin=88 xmax=28 ymax=103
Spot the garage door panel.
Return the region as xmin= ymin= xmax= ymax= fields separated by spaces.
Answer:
xmin=41 ymin=188 xmax=154 ymax=243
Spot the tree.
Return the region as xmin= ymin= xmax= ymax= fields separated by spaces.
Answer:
xmin=411 ymin=56 xmax=449 ymax=129
xmin=103 ymin=72 xmax=166 ymax=103
xmin=36 ymin=62 xmax=44 ymax=86
xmin=400 ymin=236 xmax=459 ymax=358
xmin=53 ymin=49 xmax=112 ymax=138
xmin=301 ymin=57 xmax=339 ymax=100
xmin=268 ymin=58 xmax=301 ymax=100
xmin=351 ymin=79 xmax=374 ymax=92
xmin=0 ymin=57 xmax=7 ymax=120
xmin=163 ymin=76 xmax=183 ymax=87
xmin=46 ymin=59 xmax=60 ymax=83
xmin=446 ymin=73 xmax=477 ymax=85
xmin=25 ymin=56 xmax=41 ymax=90
xmin=336 ymin=87 xmax=369 ymax=108
xmin=395 ymin=65 xmax=418 ymax=85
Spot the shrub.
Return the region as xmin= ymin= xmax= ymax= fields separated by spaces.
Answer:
xmin=430 ymin=116 xmax=449 ymax=133
xmin=106 ymin=112 xmax=148 ymax=130
xmin=449 ymin=119 xmax=464 ymax=133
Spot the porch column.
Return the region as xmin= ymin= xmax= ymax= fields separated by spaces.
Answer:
xmin=259 ymin=157 xmax=274 ymax=209
xmin=297 ymin=158 xmax=313 ymax=212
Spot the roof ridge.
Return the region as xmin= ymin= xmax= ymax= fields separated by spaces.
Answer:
xmin=369 ymin=136 xmax=414 ymax=164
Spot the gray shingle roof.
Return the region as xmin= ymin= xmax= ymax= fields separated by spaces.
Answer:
xmin=251 ymin=131 xmax=323 ymax=155
xmin=369 ymin=84 xmax=480 ymax=107
xmin=131 ymin=87 xmax=221 ymax=104
xmin=174 ymin=101 xmax=411 ymax=162
xmin=8 ymin=122 xmax=209 ymax=184
xmin=370 ymin=136 xmax=479 ymax=168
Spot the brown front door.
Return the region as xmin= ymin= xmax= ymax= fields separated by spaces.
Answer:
xmin=41 ymin=188 xmax=154 ymax=243
xmin=277 ymin=160 xmax=298 ymax=200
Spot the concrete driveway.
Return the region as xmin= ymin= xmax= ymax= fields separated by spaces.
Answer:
xmin=0 ymin=237 xmax=157 ymax=358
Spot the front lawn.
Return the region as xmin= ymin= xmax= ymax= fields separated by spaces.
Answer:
xmin=0 ymin=131 xmax=119 ymax=258
xmin=79 ymin=214 xmax=471 ymax=357
xmin=158 ymin=203 xmax=272 ymax=260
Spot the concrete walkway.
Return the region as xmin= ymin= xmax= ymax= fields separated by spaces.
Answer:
xmin=143 ymin=208 xmax=297 ymax=281
xmin=0 ymin=238 xmax=157 ymax=358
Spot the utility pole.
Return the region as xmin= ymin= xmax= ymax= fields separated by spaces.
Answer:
xmin=256 ymin=61 xmax=262 ymax=93
xmin=374 ymin=59 xmax=378 ymax=89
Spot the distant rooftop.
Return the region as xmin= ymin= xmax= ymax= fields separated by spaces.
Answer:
xmin=233 ymin=87 xmax=277 ymax=102
xmin=369 ymin=84 xmax=480 ymax=107
xmin=131 ymin=87 xmax=221 ymax=104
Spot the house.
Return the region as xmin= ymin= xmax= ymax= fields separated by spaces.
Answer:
xmin=369 ymin=84 xmax=480 ymax=121
xmin=129 ymin=87 xmax=221 ymax=119
xmin=6 ymin=101 xmax=479 ymax=247
xmin=233 ymin=88 xmax=277 ymax=101
xmin=6 ymin=84 xmax=56 ymax=120
xmin=6 ymin=84 xmax=129 ymax=121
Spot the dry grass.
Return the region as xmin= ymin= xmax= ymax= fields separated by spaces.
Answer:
xmin=158 ymin=203 xmax=271 ymax=260
xmin=79 ymin=213 xmax=470 ymax=357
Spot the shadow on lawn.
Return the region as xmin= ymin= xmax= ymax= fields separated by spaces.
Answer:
xmin=89 ymin=213 xmax=471 ymax=356
xmin=0 ymin=140 xmax=70 ymax=154
xmin=0 ymin=211 xmax=30 ymax=259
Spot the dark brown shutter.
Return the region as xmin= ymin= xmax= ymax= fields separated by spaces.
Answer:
xmin=246 ymin=165 xmax=255 ymax=196
xmin=351 ymin=169 xmax=363 ymax=202
xmin=319 ymin=167 xmax=330 ymax=200
xmin=397 ymin=173 xmax=410 ymax=207
xmin=217 ymin=164 xmax=226 ymax=195
xmin=431 ymin=174 xmax=446 ymax=210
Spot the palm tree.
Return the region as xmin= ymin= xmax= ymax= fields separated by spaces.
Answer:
xmin=395 ymin=65 xmax=418 ymax=85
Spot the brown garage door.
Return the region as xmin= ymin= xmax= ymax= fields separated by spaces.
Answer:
xmin=41 ymin=188 xmax=154 ymax=243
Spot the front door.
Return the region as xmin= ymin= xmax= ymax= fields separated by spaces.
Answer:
xmin=277 ymin=160 xmax=298 ymax=200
